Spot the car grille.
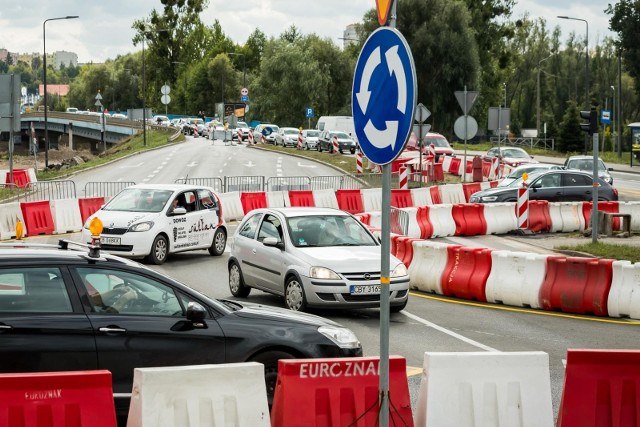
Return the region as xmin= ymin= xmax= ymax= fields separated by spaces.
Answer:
xmin=343 ymin=272 xmax=381 ymax=281
xmin=102 ymin=228 xmax=129 ymax=235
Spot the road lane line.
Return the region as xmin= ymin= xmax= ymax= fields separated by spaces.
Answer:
xmin=400 ymin=310 xmax=499 ymax=352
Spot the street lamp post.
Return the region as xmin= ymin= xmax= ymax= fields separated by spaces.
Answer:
xmin=536 ymin=54 xmax=554 ymax=138
xmin=43 ymin=15 xmax=79 ymax=169
xmin=558 ymin=15 xmax=589 ymax=154
xmin=611 ymin=85 xmax=615 ymax=153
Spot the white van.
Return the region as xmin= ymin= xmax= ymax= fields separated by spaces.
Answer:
xmin=316 ymin=116 xmax=357 ymax=141
xmin=66 ymin=107 xmax=78 ymax=113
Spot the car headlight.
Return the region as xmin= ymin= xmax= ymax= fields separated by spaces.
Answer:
xmin=318 ymin=326 xmax=361 ymax=349
xmin=129 ymin=221 xmax=154 ymax=232
xmin=391 ymin=263 xmax=408 ymax=277
xmin=481 ymin=196 xmax=498 ymax=202
xmin=604 ymin=176 xmax=612 ymax=183
xmin=469 ymin=197 xmax=478 ymax=203
xmin=310 ymin=267 xmax=341 ymax=280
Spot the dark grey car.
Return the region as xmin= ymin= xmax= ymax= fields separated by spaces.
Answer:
xmin=469 ymin=170 xmax=618 ymax=203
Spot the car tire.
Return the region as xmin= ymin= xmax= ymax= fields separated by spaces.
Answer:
xmin=350 ymin=148 xmax=356 ymax=154
xmin=318 ymin=144 xmax=322 ymax=152
xmin=208 ymin=228 xmax=226 ymax=256
xmin=390 ymin=298 xmax=408 ymax=313
xmin=285 ymin=276 xmax=307 ymax=311
xmin=250 ymin=350 xmax=295 ymax=406
xmin=147 ymin=235 xmax=168 ymax=265
xmin=229 ymin=261 xmax=251 ymax=297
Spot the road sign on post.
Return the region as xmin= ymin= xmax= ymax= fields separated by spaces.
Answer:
xmin=412 ymin=103 xmax=431 ymax=187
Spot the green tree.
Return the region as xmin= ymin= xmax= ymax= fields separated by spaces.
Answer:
xmin=606 ymin=0 xmax=640 ymax=95
xmin=558 ymin=100 xmax=584 ymax=152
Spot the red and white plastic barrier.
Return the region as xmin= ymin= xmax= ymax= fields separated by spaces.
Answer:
xmin=408 ymin=240 xmax=456 ymax=293
xmin=331 ymin=135 xmax=339 ymax=153
xmin=356 ymin=150 xmax=363 ymax=174
xmin=237 ymin=128 xmax=243 ymax=144
xmin=517 ymin=183 xmax=529 ymax=229
xmin=361 ymin=188 xmax=382 ymax=212
xmin=607 ymin=260 xmax=640 ymax=318
xmin=399 ymin=166 xmax=408 ymax=190
xmin=297 ymin=130 xmax=303 ymax=149
xmin=248 ymin=131 xmax=254 ymax=145
xmin=485 ymin=251 xmax=550 ymax=308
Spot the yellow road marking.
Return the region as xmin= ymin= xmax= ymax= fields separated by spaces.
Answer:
xmin=406 ymin=366 xmax=423 ymax=377
xmin=409 ymin=291 xmax=640 ymax=325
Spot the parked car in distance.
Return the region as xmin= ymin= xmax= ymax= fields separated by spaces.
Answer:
xmin=253 ymin=123 xmax=280 ymax=144
xmin=317 ymin=130 xmax=357 ymax=154
xmin=482 ymin=146 xmax=539 ymax=168
xmin=302 ymin=129 xmax=320 ymax=150
xmin=0 ymin=241 xmax=362 ymax=423
xmin=112 ymin=113 xmax=128 ymax=120
xmin=275 ymin=127 xmax=301 ymax=147
xmin=80 ymin=184 xmax=227 ymax=265
xmin=469 ymin=169 xmax=618 ymax=203
xmin=228 ymin=207 xmax=410 ymax=312
xmin=66 ymin=107 xmax=78 ymax=113
xmin=563 ymin=155 xmax=614 ymax=185
xmin=498 ymin=163 xmax=563 ymax=187
xmin=231 ymin=121 xmax=250 ymax=140
xmin=406 ymin=132 xmax=455 ymax=162
xmin=153 ymin=115 xmax=170 ymax=126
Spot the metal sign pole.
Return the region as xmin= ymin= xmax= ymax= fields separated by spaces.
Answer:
xmin=592 ymin=132 xmax=599 ymax=243
xmin=463 ymin=85 xmax=468 ymax=182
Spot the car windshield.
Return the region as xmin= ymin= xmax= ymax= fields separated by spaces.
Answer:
xmin=502 ymin=148 xmax=529 ymax=158
xmin=287 ymin=215 xmax=377 ymax=248
xmin=425 ymin=136 xmax=450 ymax=148
xmin=237 ymin=122 xmax=248 ymax=128
xmin=306 ymin=130 xmax=320 ymax=137
xmin=567 ymin=159 xmax=607 ymax=171
xmin=510 ymin=171 xmax=546 ymax=187
xmin=284 ymin=129 xmax=299 ymax=135
xmin=103 ymin=189 xmax=174 ymax=213
xmin=332 ymin=132 xmax=350 ymax=139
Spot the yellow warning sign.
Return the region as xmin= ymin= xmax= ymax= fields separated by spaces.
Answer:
xmin=376 ymin=0 xmax=392 ymax=26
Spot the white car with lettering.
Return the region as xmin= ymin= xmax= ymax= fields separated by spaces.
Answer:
xmin=81 ymin=184 xmax=226 ymax=265
xmin=228 ymin=207 xmax=410 ymax=312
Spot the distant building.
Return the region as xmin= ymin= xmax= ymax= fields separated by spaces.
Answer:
xmin=0 ymin=48 xmax=8 ymax=62
xmin=342 ymin=24 xmax=359 ymax=49
xmin=53 ymin=51 xmax=78 ymax=69
xmin=38 ymin=84 xmax=70 ymax=96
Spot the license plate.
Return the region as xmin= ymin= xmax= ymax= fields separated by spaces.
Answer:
xmin=100 ymin=237 xmax=121 ymax=245
xmin=350 ymin=285 xmax=381 ymax=295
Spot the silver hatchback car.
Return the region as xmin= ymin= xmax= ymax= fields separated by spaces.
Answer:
xmin=228 ymin=207 xmax=410 ymax=312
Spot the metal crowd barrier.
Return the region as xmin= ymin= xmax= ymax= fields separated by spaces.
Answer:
xmin=174 ymin=177 xmax=224 ymax=192
xmin=266 ymin=176 xmax=311 ymax=191
xmin=83 ymin=181 xmax=136 ymax=198
xmin=224 ymin=176 xmax=265 ymax=192
xmin=17 ymin=180 xmax=77 ymax=202
xmin=390 ymin=207 xmax=409 ymax=236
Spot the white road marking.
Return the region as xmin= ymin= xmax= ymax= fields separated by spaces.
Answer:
xmin=401 ymin=311 xmax=500 ymax=352
xmin=120 ymin=162 xmax=144 ymax=168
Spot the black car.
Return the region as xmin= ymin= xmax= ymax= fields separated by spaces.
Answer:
xmin=317 ymin=130 xmax=357 ymax=154
xmin=469 ymin=170 xmax=618 ymax=203
xmin=0 ymin=241 xmax=362 ymax=423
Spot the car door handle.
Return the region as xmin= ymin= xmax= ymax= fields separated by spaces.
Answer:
xmin=0 ymin=324 xmax=12 ymax=330
xmin=98 ymin=327 xmax=127 ymax=333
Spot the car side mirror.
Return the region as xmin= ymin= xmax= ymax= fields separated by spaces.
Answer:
xmin=531 ymin=183 xmax=541 ymax=189
xmin=186 ymin=302 xmax=206 ymax=322
xmin=171 ymin=207 xmax=187 ymax=215
xmin=608 ymin=167 xmax=614 ymax=171
xmin=263 ymin=236 xmax=284 ymax=249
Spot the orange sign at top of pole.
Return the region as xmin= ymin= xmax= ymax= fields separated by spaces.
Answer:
xmin=376 ymin=0 xmax=392 ymax=26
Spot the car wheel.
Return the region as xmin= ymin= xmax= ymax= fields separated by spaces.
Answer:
xmin=147 ymin=235 xmax=168 ymax=265
xmin=285 ymin=276 xmax=307 ymax=311
xmin=350 ymin=148 xmax=356 ymax=154
xmin=208 ymin=228 xmax=226 ymax=256
xmin=339 ymin=149 xmax=343 ymax=154
xmin=390 ymin=298 xmax=408 ymax=313
xmin=229 ymin=261 xmax=251 ymax=297
xmin=250 ymin=351 xmax=295 ymax=406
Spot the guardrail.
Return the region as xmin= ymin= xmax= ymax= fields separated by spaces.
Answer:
xmin=83 ymin=182 xmax=136 ymax=198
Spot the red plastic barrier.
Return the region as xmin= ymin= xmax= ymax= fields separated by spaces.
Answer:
xmin=441 ymin=246 xmax=493 ymax=301
xmin=482 ymin=161 xmax=492 ymax=178
xmin=289 ymin=190 xmax=315 ymax=207
xmin=416 ymin=206 xmax=434 ymax=239
xmin=20 ymin=201 xmax=54 ymax=237
xmin=452 ymin=203 xmax=487 ymax=236
xmin=356 ymin=213 xmax=371 ymax=226
xmin=429 ymin=186 xmax=442 ymax=204
xmin=5 ymin=169 xmax=31 ymax=188
xmin=0 ymin=370 xmax=117 ymax=427
xmin=433 ymin=163 xmax=444 ymax=181
xmin=390 ymin=234 xmax=404 ymax=257
xmin=78 ymin=197 xmax=105 ymax=224
xmin=465 ymin=160 xmax=473 ymax=174
xmin=462 ymin=183 xmax=482 ymax=203
xmin=240 ymin=191 xmax=267 ymax=214
xmin=390 ymin=189 xmax=413 ymax=208
xmin=557 ymin=349 xmax=640 ymax=427
xmin=336 ymin=189 xmax=364 ymax=214
xmin=489 ymin=180 xmax=498 ymax=188
xmin=271 ymin=356 xmax=413 ymax=427
xmin=539 ymin=256 xmax=614 ymax=316
xmin=527 ymin=200 xmax=552 ymax=233
xmin=395 ymin=236 xmax=422 ymax=267
xmin=448 ymin=157 xmax=461 ymax=175
xmin=583 ymin=201 xmax=620 ymax=230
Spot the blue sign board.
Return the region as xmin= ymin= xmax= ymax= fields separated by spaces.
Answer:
xmin=352 ymin=27 xmax=416 ymax=165
xmin=601 ymin=109 xmax=611 ymax=125
xmin=262 ymin=127 xmax=273 ymax=136
xmin=241 ymin=95 xmax=249 ymax=102
xmin=305 ymin=107 xmax=314 ymax=118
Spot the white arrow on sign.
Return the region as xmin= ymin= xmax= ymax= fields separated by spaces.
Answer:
xmin=297 ymin=162 xmax=317 ymax=168
xmin=385 ymin=45 xmax=406 ymax=114
xmin=356 ymin=47 xmax=380 ymax=114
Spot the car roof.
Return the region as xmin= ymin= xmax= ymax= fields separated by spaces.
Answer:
xmin=125 ymin=184 xmax=217 ymax=193
xmin=0 ymin=244 xmax=146 ymax=268
xmin=566 ymin=155 xmax=605 ymax=161
xmin=259 ymin=207 xmax=349 ymax=218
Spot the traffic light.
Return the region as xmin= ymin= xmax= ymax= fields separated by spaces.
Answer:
xmin=580 ymin=107 xmax=597 ymax=135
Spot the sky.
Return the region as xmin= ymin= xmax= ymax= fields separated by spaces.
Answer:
xmin=0 ymin=0 xmax=616 ymax=64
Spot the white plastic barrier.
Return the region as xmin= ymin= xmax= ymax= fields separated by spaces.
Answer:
xmin=484 ymin=202 xmax=517 ymax=235
xmin=442 ymin=156 xmax=453 ymax=174
xmin=428 ymin=204 xmax=456 ymax=238
xmin=408 ymin=240 xmax=451 ymax=293
xmin=266 ymin=191 xmax=288 ymax=208
xmin=410 ymin=187 xmax=433 ymax=207
xmin=618 ymin=201 xmax=640 ymax=231
xmin=401 ymin=207 xmax=421 ymax=238
xmin=361 ymin=188 xmax=382 ymax=212
xmin=485 ymin=251 xmax=549 ymax=308
xmin=607 ymin=260 xmax=640 ymax=319
xmin=439 ymin=184 xmax=466 ymax=205
xmin=0 ymin=202 xmax=27 ymax=240
xmin=127 ymin=363 xmax=270 ymax=427
xmin=367 ymin=211 xmax=382 ymax=228
xmin=50 ymin=199 xmax=83 ymax=234
xmin=219 ymin=192 xmax=244 ymax=222
xmin=414 ymin=351 xmax=553 ymax=427
xmin=27 ymin=168 xmax=37 ymax=183
xmin=549 ymin=202 xmax=584 ymax=232
xmin=312 ymin=188 xmax=339 ymax=209
xmin=480 ymin=181 xmax=492 ymax=191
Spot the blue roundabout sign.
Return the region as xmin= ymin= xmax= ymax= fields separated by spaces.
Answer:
xmin=352 ymin=27 xmax=416 ymax=165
